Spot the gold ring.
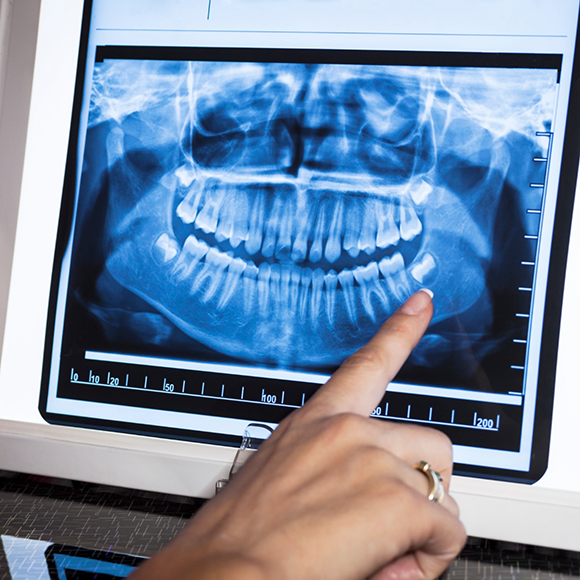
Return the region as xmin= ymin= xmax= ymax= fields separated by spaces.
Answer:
xmin=413 ymin=460 xmax=445 ymax=503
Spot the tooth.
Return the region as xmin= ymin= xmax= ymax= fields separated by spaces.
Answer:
xmin=291 ymin=207 xmax=313 ymax=262
xmin=176 ymin=179 xmax=205 ymax=224
xmin=175 ymin=165 xmax=196 ymax=188
xmin=195 ymin=186 xmax=226 ymax=234
xmin=399 ymin=204 xmax=422 ymax=241
xmin=338 ymin=269 xmax=357 ymax=325
xmin=242 ymin=262 xmax=259 ymax=315
xmin=152 ymin=233 xmax=180 ymax=265
xmin=379 ymin=252 xmax=411 ymax=302
xmin=245 ymin=191 xmax=265 ymax=255
xmin=409 ymin=252 xmax=438 ymax=286
xmin=325 ymin=199 xmax=343 ymax=263
xmin=376 ymin=202 xmax=400 ymax=249
xmin=343 ymin=200 xmax=361 ymax=258
xmin=276 ymin=197 xmax=295 ymax=260
xmin=217 ymin=257 xmax=247 ymax=311
xmin=299 ymin=268 xmax=313 ymax=322
xmin=409 ymin=179 xmax=432 ymax=206
xmin=215 ymin=191 xmax=236 ymax=244
xmin=324 ymin=270 xmax=338 ymax=327
xmin=289 ymin=265 xmax=301 ymax=314
xmin=280 ymin=265 xmax=292 ymax=314
xmin=172 ymin=235 xmax=209 ymax=280
xmin=269 ymin=264 xmax=281 ymax=314
xmin=310 ymin=269 xmax=325 ymax=328
xmin=359 ymin=201 xmax=377 ymax=255
xmin=353 ymin=262 xmax=389 ymax=322
xmin=193 ymin=248 xmax=232 ymax=303
xmin=258 ymin=263 xmax=271 ymax=316
xmin=263 ymin=197 xmax=283 ymax=258
xmin=230 ymin=189 xmax=250 ymax=248
xmin=309 ymin=205 xmax=326 ymax=263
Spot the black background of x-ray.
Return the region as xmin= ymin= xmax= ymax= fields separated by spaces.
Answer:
xmin=37 ymin=0 xmax=579 ymax=483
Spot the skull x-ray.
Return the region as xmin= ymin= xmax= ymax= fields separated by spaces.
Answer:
xmin=69 ymin=58 xmax=557 ymax=390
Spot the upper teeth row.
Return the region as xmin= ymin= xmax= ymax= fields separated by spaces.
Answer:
xmin=176 ymin=179 xmax=424 ymax=263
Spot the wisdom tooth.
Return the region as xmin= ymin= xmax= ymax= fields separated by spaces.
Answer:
xmin=309 ymin=205 xmax=326 ymax=263
xmin=175 ymin=165 xmax=196 ymax=188
xmin=376 ymin=202 xmax=400 ymax=249
xmin=353 ymin=262 xmax=389 ymax=322
xmin=325 ymin=199 xmax=343 ymax=263
xmin=176 ymin=179 xmax=205 ymax=224
xmin=245 ymin=192 xmax=265 ymax=255
xmin=409 ymin=179 xmax=433 ymax=206
xmin=299 ymin=268 xmax=313 ymax=322
xmin=263 ymin=197 xmax=283 ymax=258
xmin=276 ymin=198 xmax=295 ymax=260
xmin=324 ymin=270 xmax=338 ymax=327
xmin=195 ymin=187 xmax=226 ymax=234
xmin=310 ymin=269 xmax=325 ymax=328
xmin=172 ymin=235 xmax=209 ymax=280
xmin=217 ymin=257 xmax=247 ymax=311
xmin=409 ymin=252 xmax=438 ymax=286
xmin=242 ymin=262 xmax=259 ymax=315
xmin=258 ymin=263 xmax=271 ymax=316
xmin=379 ymin=252 xmax=411 ymax=302
xmin=152 ymin=233 xmax=180 ymax=265
xmin=399 ymin=205 xmax=422 ymax=241
xmin=359 ymin=201 xmax=377 ymax=255
xmin=193 ymin=247 xmax=232 ymax=303
xmin=338 ymin=270 xmax=357 ymax=325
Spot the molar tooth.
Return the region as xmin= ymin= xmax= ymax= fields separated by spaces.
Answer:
xmin=310 ymin=269 xmax=325 ymax=328
xmin=359 ymin=201 xmax=377 ymax=255
xmin=230 ymin=190 xmax=250 ymax=248
xmin=176 ymin=179 xmax=206 ymax=224
xmin=324 ymin=270 xmax=338 ymax=327
xmin=338 ymin=270 xmax=357 ymax=325
xmin=276 ymin=197 xmax=295 ymax=261
xmin=175 ymin=165 xmax=196 ymax=188
xmin=376 ymin=202 xmax=400 ymax=249
xmin=152 ymin=233 xmax=180 ymax=265
xmin=172 ymin=235 xmax=209 ymax=280
xmin=324 ymin=199 xmax=343 ymax=263
xmin=262 ymin=197 xmax=283 ymax=258
xmin=409 ymin=252 xmax=438 ymax=286
xmin=217 ymin=257 xmax=247 ymax=311
xmin=245 ymin=191 xmax=265 ymax=255
xmin=195 ymin=186 xmax=226 ymax=234
xmin=291 ymin=207 xmax=313 ymax=262
xmin=343 ymin=201 xmax=362 ymax=259
xmin=258 ymin=263 xmax=271 ymax=316
xmin=299 ymin=268 xmax=313 ymax=322
xmin=309 ymin=205 xmax=326 ymax=263
xmin=353 ymin=262 xmax=389 ymax=323
xmin=193 ymin=248 xmax=232 ymax=303
xmin=399 ymin=204 xmax=422 ymax=241
xmin=409 ymin=179 xmax=432 ymax=206
xmin=215 ymin=192 xmax=236 ymax=244
xmin=379 ymin=252 xmax=411 ymax=303
xmin=242 ymin=262 xmax=259 ymax=315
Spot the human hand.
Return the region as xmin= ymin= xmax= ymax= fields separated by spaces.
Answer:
xmin=131 ymin=290 xmax=466 ymax=580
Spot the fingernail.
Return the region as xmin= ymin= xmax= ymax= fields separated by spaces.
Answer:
xmin=400 ymin=289 xmax=434 ymax=315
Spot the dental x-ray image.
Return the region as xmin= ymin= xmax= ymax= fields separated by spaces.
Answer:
xmin=65 ymin=52 xmax=558 ymax=393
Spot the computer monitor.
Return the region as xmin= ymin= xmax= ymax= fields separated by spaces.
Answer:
xmin=1 ymin=0 xmax=580 ymax=550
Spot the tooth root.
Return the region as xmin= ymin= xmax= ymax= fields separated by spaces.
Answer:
xmin=343 ymin=200 xmax=361 ymax=259
xmin=409 ymin=252 xmax=438 ymax=286
xmin=310 ymin=269 xmax=325 ymax=328
xmin=400 ymin=204 xmax=422 ymax=241
xmin=269 ymin=264 xmax=281 ymax=315
xmin=193 ymin=248 xmax=232 ymax=303
xmin=152 ymin=233 xmax=180 ymax=265
xmin=172 ymin=235 xmax=209 ymax=280
xmin=292 ymin=207 xmax=312 ymax=262
xmin=176 ymin=180 xmax=205 ymax=224
xmin=242 ymin=262 xmax=259 ymax=315
xmin=195 ymin=187 xmax=225 ymax=234
xmin=217 ymin=257 xmax=247 ymax=311
xmin=324 ymin=270 xmax=338 ymax=327
xmin=258 ymin=263 xmax=271 ymax=316
xmin=276 ymin=198 xmax=295 ymax=260
xmin=299 ymin=268 xmax=313 ymax=322
xmin=376 ymin=202 xmax=400 ymax=249
xmin=280 ymin=265 xmax=292 ymax=314
xmin=353 ymin=262 xmax=389 ymax=323
xmin=215 ymin=194 xmax=236 ymax=244
xmin=245 ymin=192 xmax=265 ymax=255
xmin=379 ymin=252 xmax=411 ymax=303
xmin=337 ymin=270 xmax=357 ymax=325
xmin=309 ymin=205 xmax=326 ymax=263
xmin=262 ymin=197 xmax=283 ymax=258
xmin=325 ymin=199 xmax=343 ymax=263
xmin=359 ymin=201 xmax=377 ymax=255
xmin=230 ymin=190 xmax=250 ymax=248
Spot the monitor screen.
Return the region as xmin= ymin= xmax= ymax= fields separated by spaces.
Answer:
xmin=2 ymin=0 xmax=580 ymax=549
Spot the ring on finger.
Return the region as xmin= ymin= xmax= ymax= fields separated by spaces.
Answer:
xmin=413 ymin=460 xmax=445 ymax=504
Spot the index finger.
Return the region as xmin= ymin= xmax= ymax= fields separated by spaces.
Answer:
xmin=306 ymin=289 xmax=434 ymax=418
